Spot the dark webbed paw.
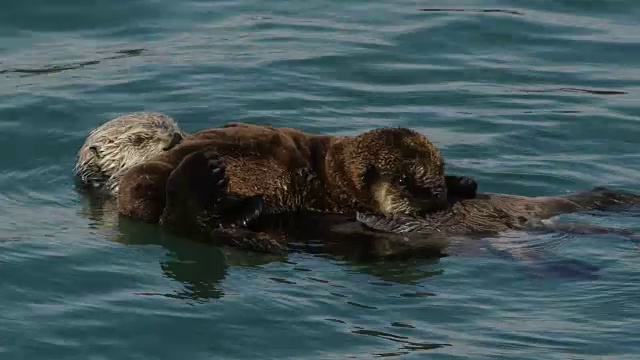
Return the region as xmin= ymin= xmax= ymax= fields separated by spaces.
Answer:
xmin=165 ymin=150 xmax=229 ymax=208
xmin=204 ymin=151 xmax=229 ymax=202
xmin=217 ymin=195 xmax=265 ymax=227
xmin=161 ymin=150 xmax=231 ymax=233
xmin=203 ymin=151 xmax=265 ymax=228
xmin=446 ymin=175 xmax=478 ymax=200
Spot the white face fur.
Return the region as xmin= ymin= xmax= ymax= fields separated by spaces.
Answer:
xmin=74 ymin=112 xmax=184 ymax=194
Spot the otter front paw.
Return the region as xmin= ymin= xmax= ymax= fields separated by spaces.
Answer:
xmin=203 ymin=151 xmax=230 ymax=204
xmin=161 ymin=151 xmax=230 ymax=231
xmin=446 ymin=175 xmax=478 ymax=200
xmin=165 ymin=150 xmax=228 ymax=208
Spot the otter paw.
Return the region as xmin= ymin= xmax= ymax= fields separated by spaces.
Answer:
xmin=166 ymin=151 xmax=228 ymax=208
xmin=203 ymin=151 xmax=229 ymax=199
xmin=446 ymin=175 xmax=478 ymax=200
xmin=210 ymin=194 xmax=266 ymax=229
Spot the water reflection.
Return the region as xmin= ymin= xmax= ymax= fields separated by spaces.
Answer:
xmin=115 ymin=217 xmax=283 ymax=302
xmin=339 ymin=257 xmax=444 ymax=285
xmin=77 ymin=195 xmax=283 ymax=302
xmin=75 ymin=193 xmax=452 ymax=301
xmin=76 ymin=190 xmax=609 ymax=305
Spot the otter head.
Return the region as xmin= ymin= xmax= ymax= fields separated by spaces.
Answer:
xmin=74 ymin=112 xmax=186 ymax=195
xmin=340 ymin=128 xmax=447 ymax=217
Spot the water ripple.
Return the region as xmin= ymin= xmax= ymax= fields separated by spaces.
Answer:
xmin=1 ymin=0 xmax=640 ymax=359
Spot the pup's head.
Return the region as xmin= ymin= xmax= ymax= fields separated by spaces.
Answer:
xmin=343 ymin=128 xmax=447 ymax=216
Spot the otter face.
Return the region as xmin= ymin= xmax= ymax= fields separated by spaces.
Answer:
xmin=74 ymin=112 xmax=185 ymax=194
xmin=348 ymin=128 xmax=447 ymax=216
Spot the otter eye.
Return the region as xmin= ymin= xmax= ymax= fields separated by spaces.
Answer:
xmin=89 ymin=146 xmax=100 ymax=158
xmin=131 ymin=135 xmax=145 ymax=146
xmin=398 ymin=175 xmax=409 ymax=186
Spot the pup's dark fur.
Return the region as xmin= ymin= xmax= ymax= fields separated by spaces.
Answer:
xmin=118 ymin=123 xmax=456 ymax=224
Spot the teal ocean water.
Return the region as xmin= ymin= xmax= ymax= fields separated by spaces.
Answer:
xmin=2 ymin=0 xmax=640 ymax=358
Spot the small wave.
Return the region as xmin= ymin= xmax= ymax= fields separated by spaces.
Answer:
xmin=418 ymin=8 xmax=525 ymax=16
xmin=515 ymin=87 xmax=627 ymax=95
xmin=0 ymin=49 xmax=145 ymax=77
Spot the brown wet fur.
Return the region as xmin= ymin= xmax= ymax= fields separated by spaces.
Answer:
xmin=118 ymin=123 xmax=449 ymax=223
xmin=75 ymin=114 xmax=469 ymax=259
xmin=114 ymin=122 xmax=464 ymax=256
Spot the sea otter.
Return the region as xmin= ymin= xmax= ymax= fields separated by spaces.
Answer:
xmin=117 ymin=122 xmax=462 ymax=225
xmin=74 ymin=113 xmax=476 ymax=252
xmin=75 ymin=113 xmax=638 ymax=261
xmin=74 ymin=112 xmax=185 ymax=195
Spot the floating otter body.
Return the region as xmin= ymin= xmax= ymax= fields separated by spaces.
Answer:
xmin=74 ymin=112 xmax=185 ymax=195
xmin=75 ymin=113 xmax=638 ymax=263
xmin=117 ymin=122 xmax=460 ymax=223
xmin=110 ymin=119 xmax=484 ymax=255
xmin=74 ymin=113 xmax=476 ymax=257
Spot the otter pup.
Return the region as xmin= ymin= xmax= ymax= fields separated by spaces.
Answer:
xmin=118 ymin=123 xmax=457 ymax=225
xmin=74 ymin=112 xmax=185 ymax=195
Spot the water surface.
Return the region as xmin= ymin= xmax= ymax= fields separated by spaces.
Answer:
xmin=1 ymin=0 xmax=640 ymax=358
